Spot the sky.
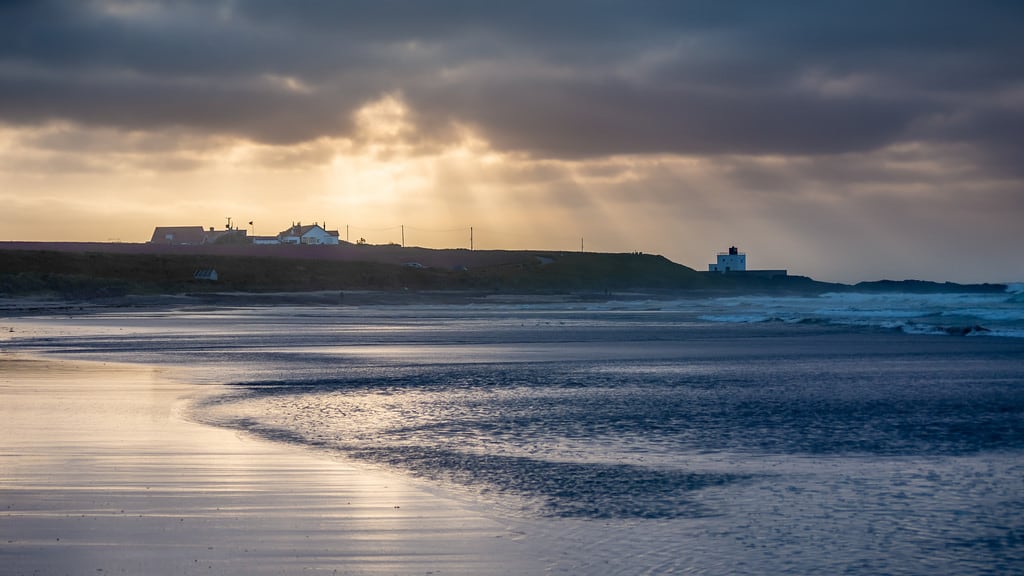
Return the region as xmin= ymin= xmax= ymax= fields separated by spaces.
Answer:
xmin=1 ymin=1 xmax=1022 ymax=283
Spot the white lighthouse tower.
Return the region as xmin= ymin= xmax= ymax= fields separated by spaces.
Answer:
xmin=709 ymin=246 xmax=746 ymax=273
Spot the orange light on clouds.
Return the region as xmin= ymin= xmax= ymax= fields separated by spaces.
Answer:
xmin=1 ymin=93 xmax=1022 ymax=283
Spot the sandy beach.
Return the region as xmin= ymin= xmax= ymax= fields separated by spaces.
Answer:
xmin=0 ymin=353 xmax=542 ymax=575
xmin=3 ymin=298 xmax=1022 ymax=575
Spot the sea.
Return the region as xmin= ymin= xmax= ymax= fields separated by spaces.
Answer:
xmin=5 ymin=287 xmax=1024 ymax=574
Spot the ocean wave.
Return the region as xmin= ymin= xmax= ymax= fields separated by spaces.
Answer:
xmin=890 ymin=322 xmax=992 ymax=337
xmin=819 ymin=291 xmax=1008 ymax=307
xmin=940 ymin=308 xmax=1024 ymax=322
xmin=698 ymin=314 xmax=776 ymax=323
xmin=699 ymin=291 xmax=1023 ymax=337
xmin=813 ymin=307 xmax=933 ymax=319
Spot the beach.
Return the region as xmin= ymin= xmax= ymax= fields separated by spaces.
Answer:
xmin=0 ymin=353 xmax=543 ymax=575
xmin=2 ymin=296 xmax=1023 ymax=574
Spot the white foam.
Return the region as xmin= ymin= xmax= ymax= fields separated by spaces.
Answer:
xmin=814 ymin=307 xmax=931 ymax=319
xmin=697 ymin=291 xmax=1024 ymax=337
xmin=699 ymin=314 xmax=774 ymax=323
xmin=982 ymin=328 xmax=1024 ymax=338
xmin=941 ymin=308 xmax=1024 ymax=322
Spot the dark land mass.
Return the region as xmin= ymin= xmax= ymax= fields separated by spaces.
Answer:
xmin=0 ymin=242 xmax=1007 ymax=307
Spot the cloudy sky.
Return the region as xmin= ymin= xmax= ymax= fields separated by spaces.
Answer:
xmin=1 ymin=1 xmax=1021 ymax=283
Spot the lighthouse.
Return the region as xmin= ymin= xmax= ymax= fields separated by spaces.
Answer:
xmin=709 ymin=246 xmax=747 ymax=273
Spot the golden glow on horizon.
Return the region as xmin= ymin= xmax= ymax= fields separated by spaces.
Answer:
xmin=0 ymin=93 xmax=1020 ymax=283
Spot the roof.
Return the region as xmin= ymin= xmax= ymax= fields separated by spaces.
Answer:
xmin=279 ymin=224 xmax=314 ymax=237
xmin=278 ymin=223 xmax=334 ymax=237
xmin=151 ymin=226 xmax=208 ymax=245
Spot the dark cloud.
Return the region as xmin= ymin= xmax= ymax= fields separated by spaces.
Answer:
xmin=416 ymin=80 xmax=922 ymax=157
xmin=0 ymin=68 xmax=362 ymax=143
xmin=0 ymin=0 xmax=1021 ymax=162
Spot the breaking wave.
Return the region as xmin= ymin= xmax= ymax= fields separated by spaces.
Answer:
xmin=698 ymin=290 xmax=1024 ymax=337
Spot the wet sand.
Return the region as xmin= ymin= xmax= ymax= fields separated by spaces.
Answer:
xmin=0 ymin=354 xmax=541 ymax=575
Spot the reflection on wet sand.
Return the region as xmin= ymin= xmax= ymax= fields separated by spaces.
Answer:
xmin=0 ymin=354 xmax=540 ymax=575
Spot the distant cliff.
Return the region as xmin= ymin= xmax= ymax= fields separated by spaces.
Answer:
xmin=853 ymin=279 xmax=1008 ymax=293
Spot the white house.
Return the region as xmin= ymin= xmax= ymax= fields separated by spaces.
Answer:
xmin=709 ymin=246 xmax=746 ymax=273
xmin=276 ymin=222 xmax=341 ymax=245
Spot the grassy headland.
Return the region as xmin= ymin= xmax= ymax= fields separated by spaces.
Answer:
xmin=0 ymin=245 xmax=817 ymax=299
xmin=0 ymin=243 xmax=1005 ymax=301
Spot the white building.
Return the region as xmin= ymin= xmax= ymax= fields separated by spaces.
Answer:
xmin=276 ymin=222 xmax=341 ymax=245
xmin=193 ymin=268 xmax=219 ymax=281
xmin=709 ymin=246 xmax=746 ymax=273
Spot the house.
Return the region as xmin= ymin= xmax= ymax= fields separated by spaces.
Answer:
xmin=276 ymin=222 xmax=340 ymax=245
xmin=150 ymin=226 xmax=209 ymax=245
xmin=150 ymin=226 xmax=247 ymax=245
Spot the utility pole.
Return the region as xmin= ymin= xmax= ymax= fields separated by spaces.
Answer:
xmin=401 ymin=225 xmax=405 ymax=247
xmin=470 ymin=226 xmax=474 ymax=251
xmin=581 ymin=236 xmax=584 ymax=252
xmin=346 ymin=225 xmax=349 ymax=243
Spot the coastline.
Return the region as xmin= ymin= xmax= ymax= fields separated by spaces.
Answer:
xmin=3 ymin=302 xmax=1022 ymax=574
xmin=4 ymin=244 xmax=1008 ymax=302
xmin=0 ymin=352 xmax=544 ymax=575
xmin=0 ymin=288 xmax=709 ymax=317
